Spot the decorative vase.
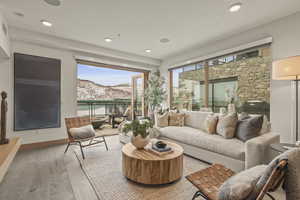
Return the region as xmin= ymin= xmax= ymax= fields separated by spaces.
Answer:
xmin=131 ymin=134 xmax=150 ymax=149
xmin=227 ymin=103 xmax=236 ymax=113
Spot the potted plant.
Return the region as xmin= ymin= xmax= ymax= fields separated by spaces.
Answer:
xmin=123 ymin=118 xmax=153 ymax=149
xmin=144 ymin=70 xmax=166 ymax=121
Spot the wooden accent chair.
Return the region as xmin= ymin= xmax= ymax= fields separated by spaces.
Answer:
xmin=186 ymin=160 xmax=288 ymax=200
xmin=65 ymin=117 xmax=108 ymax=159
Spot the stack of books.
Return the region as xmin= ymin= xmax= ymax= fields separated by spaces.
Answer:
xmin=147 ymin=143 xmax=173 ymax=156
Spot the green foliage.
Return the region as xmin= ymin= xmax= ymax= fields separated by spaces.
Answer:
xmin=123 ymin=119 xmax=153 ymax=138
xmin=144 ymin=70 xmax=166 ymax=111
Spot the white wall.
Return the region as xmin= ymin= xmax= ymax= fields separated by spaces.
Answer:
xmin=161 ymin=12 xmax=300 ymax=143
xmin=0 ymin=38 xmax=158 ymax=144
xmin=0 ymin=41 xmax=77 ymax=144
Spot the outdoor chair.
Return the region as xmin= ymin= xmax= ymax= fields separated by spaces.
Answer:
xmin=64 ymin=117 xmax=109 ymax=159
xmin=186 ymin=158 xmax=288 ymax=200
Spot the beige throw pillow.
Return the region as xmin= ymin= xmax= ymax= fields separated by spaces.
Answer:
xmin=169 ymin=112 xmax=185 ymax=126
xmin=217 ymin=113 xmax=238 ymax=139
xmin=156 ymin=112 xmax=169 ymax=127
xmin=205 ymin=114 xmax=218 ymax=134
xmin=259 ymin=115 xmax=271 ymax=135
xmin=69 ymin=124 xmax=96 ymax=140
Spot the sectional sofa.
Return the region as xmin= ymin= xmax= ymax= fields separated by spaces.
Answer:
xmin=157 ymin=111 xmax=280 ymax=172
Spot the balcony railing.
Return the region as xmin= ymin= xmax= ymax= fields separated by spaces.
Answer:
xmin=77 ymin=99 xmax=131 ymax=119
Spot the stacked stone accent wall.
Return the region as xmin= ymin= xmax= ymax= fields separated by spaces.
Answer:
xmin=176 ymin=47 xmax=271 ymax=111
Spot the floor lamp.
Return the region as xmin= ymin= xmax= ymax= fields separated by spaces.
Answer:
xmin=273 ymin=56 xmax=300 ymax=142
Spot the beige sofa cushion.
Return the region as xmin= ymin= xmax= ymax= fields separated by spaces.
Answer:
xmin=159 ymin=126 xmax=245 ymax=161
xmin=183 ymin=111 xmax=212 ymax=131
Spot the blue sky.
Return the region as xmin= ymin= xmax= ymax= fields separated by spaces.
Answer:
xmin=77 ymin=64 xmax=141 ymax=86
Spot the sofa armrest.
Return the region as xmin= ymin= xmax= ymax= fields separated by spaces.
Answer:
xmin=245 ymin=132 xmax=280 ymax=169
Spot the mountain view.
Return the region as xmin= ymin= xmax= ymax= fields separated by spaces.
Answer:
xmin=77 ymin=79 xmax=132 ymax=100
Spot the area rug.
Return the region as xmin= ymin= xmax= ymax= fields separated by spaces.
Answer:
xmin=74 ymin=147 xmax=209 ymax=200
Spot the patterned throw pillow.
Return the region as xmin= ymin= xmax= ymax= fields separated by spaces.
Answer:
xmin=156 ymin=112 xmax=169 ymax=127
xmin=205 ymin=114 xmax=218 ymax=134
xmin=169 ymin=112 xmax=185 ymax=126
xmin=283 ymin=148 xmax=300 ymax=200
xmin=218 ymin=165 xmax=267 ymax=200
xmin=247 ymin=148 xmax=292 ymax=199
xmin=259 ymin=115 xmax=271 ymax=135
xmin=216 ymin=113 xmax=238 ymax=139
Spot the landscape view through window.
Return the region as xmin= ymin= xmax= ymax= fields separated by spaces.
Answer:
xmin=77 ymin=64 xmax=141 ymax=118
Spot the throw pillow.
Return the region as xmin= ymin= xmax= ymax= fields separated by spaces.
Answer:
xmin=69 ymin=124 xmax=96 ymax=139
xmin=169 ymin=112 xmax=185 ymax=126
xmin=216 ymin=113 xmax=238 ymax=139
xmin=236 ymin=115 xmax=264 ymax=142
xmin=205 ymin=114 xmax=218 ymax=134
xmin=218 ymin=165 xmax=267 ymax=200
xmin=156 ymin=112 xmax=169 ymax=127
xmin=248 ymin=148 xmax=292 ymax=199
xmin=259 ymin=115 xmax=271 ymax=135
xmin=283 ymin=148 xmax=300 ymax=200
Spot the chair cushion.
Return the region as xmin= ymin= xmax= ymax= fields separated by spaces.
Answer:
xmin=69 ymin=124 xmax=96 ymax=139
xmin=218 ymin=165 xmax=267 ymax=200
xmin=159 ymin=126 xmax=245 ymax=160
xmin=236 ymin=115 xmax=263 ymax=142
xmin=183 ymin=111 xmax=212 ymax=131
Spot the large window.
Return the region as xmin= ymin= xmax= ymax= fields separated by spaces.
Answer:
xmin=170 ymin=46 xmax=271 ymax=117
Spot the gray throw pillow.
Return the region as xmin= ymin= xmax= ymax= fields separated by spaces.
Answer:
xmin=235 ymin=115 xmax=263 ymax=142
xmin=218 ymin=165 xmax=267 ymax=200
xmin=69 ymin=124 xmax=96 ymax=139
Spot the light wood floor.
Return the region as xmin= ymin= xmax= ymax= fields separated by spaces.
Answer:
xmin=0 ymin=135 xmax=285 ymax=200
xmin=0 ymin=136 xmax=117 ymax=200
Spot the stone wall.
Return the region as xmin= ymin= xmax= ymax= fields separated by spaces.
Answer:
xmin=176 ymin=47 xmax=271 ymax=112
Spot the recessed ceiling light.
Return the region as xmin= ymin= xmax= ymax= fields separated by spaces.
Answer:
xmin=104 ymin=37 xmax=113 ymax=42
xmin=44 ymin=0 xmax=61 ymax=6
xmin=145 ymin=49 xmax=152 ymax=53
xmin=41 ymin=20 xmax=52 ymax=27
xmin=229 ymin=3 xmax=242 ymax=12
xmin=160 ymin=38 xmax=170 ymax=43
xmin=14 ymin=12 xmax=24 ymax=17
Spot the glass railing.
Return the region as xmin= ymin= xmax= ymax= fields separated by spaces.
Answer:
xmin=77 ymin=99 xmax=131 ymax=119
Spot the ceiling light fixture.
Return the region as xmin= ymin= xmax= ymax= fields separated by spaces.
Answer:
xmin=104 ymin=37 xmax=113 ymax=42
xmin=41 ymin=20 xmax=52 ymax=27
xmin=44 ymin=0 xmax=62 ymax=6
xmin=160 ymin=38 xmax=170 ymax=43
xmin=229 ymin=2 xmax=242 ymax=12
xmin=14 ymin=12 xmax=24 ymax=17
xmin=145 ymin=49 xmax=152 ymax=53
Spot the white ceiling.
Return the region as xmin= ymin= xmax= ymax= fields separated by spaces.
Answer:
xmin=1 ymin=0 xmax=300 ymax=60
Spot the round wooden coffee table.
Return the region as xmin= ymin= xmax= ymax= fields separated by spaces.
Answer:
xmin=122 ymin=141 xmax=183 ymax=185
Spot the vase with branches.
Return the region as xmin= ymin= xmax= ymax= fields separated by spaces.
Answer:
xmin=144 ymin=70 xmax=166 ymax=119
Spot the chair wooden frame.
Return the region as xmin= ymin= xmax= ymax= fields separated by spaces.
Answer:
xmin=186 ymin=160 xmax=288 ymax=200
xmin=64 ymin=117 xmax=108 ymax=159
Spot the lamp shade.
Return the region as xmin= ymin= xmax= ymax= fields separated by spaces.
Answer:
xmin=273 ymin=56 xmax=300 ymax=80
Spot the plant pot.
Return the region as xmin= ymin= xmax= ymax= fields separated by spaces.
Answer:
xmin=131 ymin=134 xmax=150 ymax=149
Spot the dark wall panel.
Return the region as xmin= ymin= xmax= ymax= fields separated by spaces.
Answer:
xmin=14 ymin=53 xmax=61 ymax=131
